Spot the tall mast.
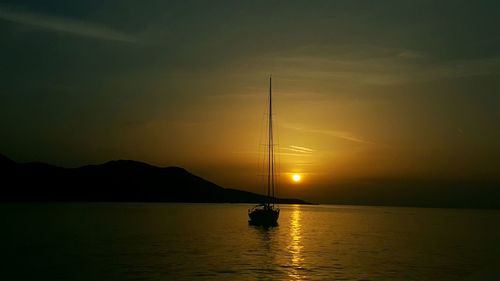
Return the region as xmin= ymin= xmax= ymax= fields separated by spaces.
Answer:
xmin=271 ymin=75 xmax=275 ymax=205
xmin=267 ymin=75 xmax=274 ymax=206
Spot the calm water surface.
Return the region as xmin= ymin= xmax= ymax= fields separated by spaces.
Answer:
xmin=2 ymin=203 xmax=500 ymax=280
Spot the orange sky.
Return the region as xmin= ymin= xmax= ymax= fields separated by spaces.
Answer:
xmin=1 ymin=1 xmax=499 ymax=202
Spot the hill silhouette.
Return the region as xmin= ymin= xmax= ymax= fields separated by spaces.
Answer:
xmin=0 ymin=154 xmax=311 ymax=204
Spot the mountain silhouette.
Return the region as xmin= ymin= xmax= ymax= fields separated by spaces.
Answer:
xmin=0 ymin=154 xmax=311 ymax=204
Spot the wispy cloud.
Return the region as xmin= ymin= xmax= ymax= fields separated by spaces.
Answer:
xmin=0 ymin=6 xmax=138 ymax=43
xmin=289 ymin=145 xmax=314 ymax=152
xmin=397 ymin=50 xmax=425 ymax=60
xmin=243 ymin=44 xmax=500 ymax=85
xmin=234 ymin=149 xmax=313 ymax=157
xmin=276 ymin=152 xmax=312 ymax=157
xmin=281 ymin=145 xmax=315 ymax=154
xmin=285 ymin=124 xmax=374 ymax=145
xmin=311 ymin=129 xmax=374 ymax=144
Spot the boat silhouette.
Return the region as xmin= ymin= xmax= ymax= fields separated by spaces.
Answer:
xmin=248 ymin=76 xmax=280 ymax=226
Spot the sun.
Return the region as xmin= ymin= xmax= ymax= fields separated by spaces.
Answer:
xmin=292 ymin=174 xmax=301 ymax=183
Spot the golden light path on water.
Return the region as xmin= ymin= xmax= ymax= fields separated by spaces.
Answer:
xmin=288 ymin=205 xmax=304 ymax=280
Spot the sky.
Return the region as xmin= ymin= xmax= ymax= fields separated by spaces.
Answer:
xmin=1 ymin=1 xmax=499 ymax=203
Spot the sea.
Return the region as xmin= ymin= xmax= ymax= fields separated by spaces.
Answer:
xmin=2 ymin=203 xmax=500 ymax=280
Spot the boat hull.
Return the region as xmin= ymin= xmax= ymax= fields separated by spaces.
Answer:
xmin=248 ymin=207 xmax=280 ymax=226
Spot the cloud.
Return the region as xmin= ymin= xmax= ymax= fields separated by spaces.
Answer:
xmin=279 ymin=145 xmax=315 ymax=157
xmin=234 ymin=149 xmax=312 ymax=157
xmin=282 ymin=145 xmax=315 ymax=154
xmin=397 ymin=50 xmax=425 ymax=60
xmin=289 ymin=145 xmax=314 ymax=152
xmin=0 ymin=6 xmax=138 ymax=43
xmin=311 ymin=129 xmax=374 ymax=144
xmin=240 ymin=44 xmax=500 ymax=85
xmin=285 ymin=124 xmax=374 ymax=144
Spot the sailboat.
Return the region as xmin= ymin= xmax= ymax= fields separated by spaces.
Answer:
xmin=248 ymin=76 xmax=280 ymax=226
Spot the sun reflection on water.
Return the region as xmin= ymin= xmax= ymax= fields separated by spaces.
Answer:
xmin=288 ymin=205 xmax=304 ymax=280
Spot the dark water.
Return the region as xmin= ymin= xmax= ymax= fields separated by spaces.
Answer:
xmin=2 ymin=203 xmax=500 ymax=280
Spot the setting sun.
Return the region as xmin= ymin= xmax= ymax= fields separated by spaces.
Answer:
xmin=292 ymin=174 xmax=301 ymax=183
